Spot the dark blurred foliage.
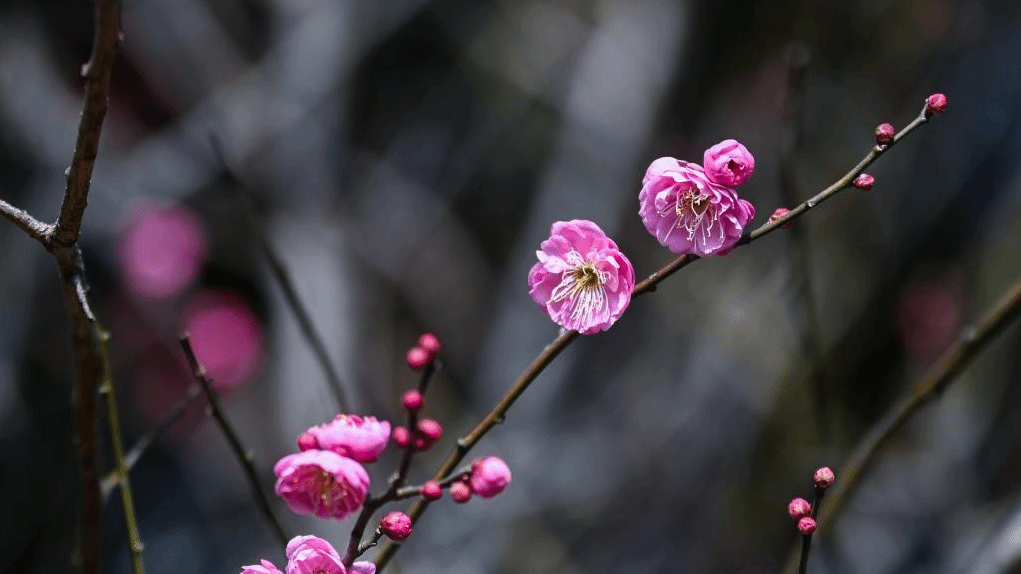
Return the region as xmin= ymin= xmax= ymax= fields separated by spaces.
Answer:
xmin=2 ymin=0 xmax=1021 ymax=573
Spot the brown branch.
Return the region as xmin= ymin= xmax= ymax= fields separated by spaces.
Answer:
xmin=372 ymin=100 xmax=941 ymax=571
xmin=779 ymin=275 xmax=1021 ymax=574
xmin=179 ymin=334 xmax=289 ymax=549
xmin=0 ymin=198 xmax=53 ymax=244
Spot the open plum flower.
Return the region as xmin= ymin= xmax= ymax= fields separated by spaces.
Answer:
xmin=528 ymin=220 xmax=635 ymax=334
xmin=305 ymin=414 xmax=391 ymax=463
xmin=639 ymin=156 xmax=755 ymax=257
xmin=274 ymin=450 xmax=370 ymax=521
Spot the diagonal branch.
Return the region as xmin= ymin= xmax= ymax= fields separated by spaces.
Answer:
xmin=0 ymin=198 xmax=53 ymax=245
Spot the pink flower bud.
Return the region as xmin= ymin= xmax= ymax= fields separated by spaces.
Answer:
xmin=379 ymin=511 xmax=413 ymax=541
xmin=853 ymin=173 xmax=875 ymax=191
xmin=788 ymin=497 xmax=812 ymax=520
xmin=421 ymin=480 xmax=443 ymax=501
xmin=240 ymin=559 xmax=283 ymax=574
xmin=875 ymin=123 xmax=895 ymax=145
xmin=273 ymin=451 xmax=370 ymax=520
xmin=296 ymin=432 xmax=318 ymax=451
xmin=814 ymin=466 xmax=835 ymax=489
xmin=401 ymin=390 xmax=424 ymax=413
xmin=449 ymin=480 xmax=472 ymax=503
xmin=406 ymin=347 xmax=430 ymax=370
xmin=769 ymin=207 xmax=794 ymax=229
xmin=925 ymin=93 xmax=948 ymax=115
xmin=417 ymin=418 xmax=443 ymax=441
xmin=305 ymin=414 xmax=391 ymax=463
xmin=469 ymin=456 xmax=512 ymax=499
xmin=798 ymin=516 xmax=817 ymax=535
xmin=703 ymin=139 xmax=756 ymax=187
xmin=413 ymin=435 xmax=432 ymax=451
xmin=393 ymin=426 xmax=411 ymax=448
xmin=417 ymin=333 xmax=442 ymax=357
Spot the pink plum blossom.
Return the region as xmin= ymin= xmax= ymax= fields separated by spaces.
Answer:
xmin=284 ymin=535 xmax=375 ymax=574
xmin=470 ymin=456 xmax=512 ymax=499
xmin=703 ymin=139 xmax=755 ymax=186
xmin=240 ymin=560 xmax=283 ymax=574
xmin=306 ymin=414 xmax=391 ymax=463
xmin=181 ymin=290 xmax=264 ymax=389
xmin=527 ymin=220 xmax=635 ymax=334
xmin=274 ymin=450 xmax=370 ymax=520
xmin=118 ymin=202 xmax=208 ymax=300
xmin=639 ymin=158 xmax=755 ymax=257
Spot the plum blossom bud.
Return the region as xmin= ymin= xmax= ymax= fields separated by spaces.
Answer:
xmin=401 ymin=390 xmax=424 ymax=413
xmin=240 ymin=559 xmax=283 ymax=574
xmin=470 ymin=456 xmax=512 ymax=499
xmin=814 ymin=466 xmax=835 ymax=489
xmin=769 ymin=207 xmax=794 ymax=229
xmin=380 ymin=511 xmax=413 ymax=541
xmin=875 ymin=123 xmax=895 ymax=145
xmin=798 ymin=516 xmax=817 ymax=535
xmin=853 ymin=173 xmax=875 ymax=191
xmin=417 ymin=333 xmax=441 ymax=357
xmin=413 ymin=435 xmax=432 ymax=451
xmin=788 ymin=497 xmax=812 ymax=520
xmin=449 ymin=480 xmax=472 ymax=503
xmin=417 ymin=418 xmax=443 ymax=442
xmin=296 ymin=432 xmax=318 ymax=452
xmin=306 ymin=414 xmax=391 ymax=463
xmin=703 ymin=139 xmax=756 ymax=187
xmin=274 ymin=451 xmax=370 ymax=520
xmin=393 ymin=426 xmax=411 ymax=448
xmin=925 ymin=93 xmax=948 ymax=115
xmin=528 ymin=220 xmax=635 ymax=334
xmin=406 ymin=347 xmax=430 ymax=371
xmin=421 ymin=480 xmax=443 ymax=501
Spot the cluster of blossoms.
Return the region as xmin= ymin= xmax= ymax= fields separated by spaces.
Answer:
xmin=528 ymin=139 xmax=756 ymax=334
xmin=787 ymin=466 xmax=835 ymax=535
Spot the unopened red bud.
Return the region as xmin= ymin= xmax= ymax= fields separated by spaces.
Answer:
xmin=853 ymin=173 xmax=875 ymax=191
xmin=406 ymin=347 xmax=430 ymax=371
xmin=297 ymin=432 xmax=318 ymax=451
xmin=769 ymin=207 xmax=794 ymax=229
xmin=814 ymin=466 xmax=835 ymax=489
xmin=925 ymin=93 xmax=947 ymax=116
xmin=417 ymin=418 xmax=443 ymax=441
xmin=788 ymin=497 xmax=812 ymax=520
xmin=380 ymin=511 xmax=413 ymax=541
xmin=798 ymin=516 xmax=817 ymax=535
xmin=418 ymin=332 xmax=441 ymax=357
xmin=401 ymin=390 xmax=424 ymax=413
xmin=413 ymin=435 xmax=432 ymax=451
xmin=393 ymin=426 xmax=411 ymax=448
xmin=875 ymin=123 xmax=895 ymax=145
xmin=449 ymin=480 xmax=472 ymax=503
xmin=421 ymin=480 xmax=443 ymax=501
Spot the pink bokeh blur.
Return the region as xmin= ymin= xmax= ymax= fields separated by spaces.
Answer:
xmin=118 ymin=202 xmax=208 ymax=300
xmin=181 ymin=290 xmax=265 ymax=389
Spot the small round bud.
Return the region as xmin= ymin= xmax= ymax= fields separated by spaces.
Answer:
xmin=769 ymin=207 xmax=794 ymax=229
xmin=788 ymin=497 xmax=812 ymax=520
xmin=421 ymin=480 xmax=443 ymax=501
xmin=417 ymin=418 xmax=443 ymax=441
xmin=449 ymin=481 xmax=472 ymax=503
xmin=297 ymin=432 xmax=318 ymax=451
xmin=393 ymin=426 xmax=411 ymax=448
xmin=406 ymin=347 xmax=430 ymax=371
xmin=401 ymin=390 xmax=424 ymax=413
xmin=413 ymin=435 xmax=432 ymax=451
xmin=469 ymin=456 xmax=512 ymax=499
xmin=418 ymin=333 xmax=442 ymax=357
xmin=925 ymin=93 xmax=948 ymax=116
xmin=798 ymin=516 xmax=817 ymax=535
xmin=875 ymin=123 xmax=895 ymax=145
xmin=814 ymin=466 xmax=835 ymax=489
xmin=853 ymin=173 xmax=875 ymax=191
xmin=379 ymin=511 xmax=413 ymax=541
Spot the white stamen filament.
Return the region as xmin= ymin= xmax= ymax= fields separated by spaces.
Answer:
xmin=549 ymin=251 xmax=610 ymax=327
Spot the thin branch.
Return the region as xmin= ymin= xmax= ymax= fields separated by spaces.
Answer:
xmin=52 ymin=0 xmax=120 ymax=246
xmin=372 ymin=100 xmax=941 ymax=571
xmin=798 ymin=485 xmax=825 ymax=574
xmin=779 ymin=274 xmax=1021 ymax=574
xmin=179 ymin=334 xmax=289 ymax=549
xmin=0 ymin=198 xmax=53 ymax=244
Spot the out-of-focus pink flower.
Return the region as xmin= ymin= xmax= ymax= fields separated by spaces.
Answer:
xmin=118 ymin=202 xmax=208 ymax=300
xmin=639 ymin=158 xmax=755 ymax=257
xmin=306 ymin=414 xmax=391 ymax=463
xmin=470 ymin=456 xmax=512 ymax=499
xmin=703 ymin=139 xmax=756 ymax=187
xmin=240 ymin=559 xmax=283 ymax=574
xmin=527 ymin=220 xmax=635 ymax=334
xmin=896 ymin=277 xmax=961 ymax=356
xmin=274 ymin=450 xmax=370 ymax=520
xmin=449 ymin=480 xmax=472 ymax=503
xmin=181 ymin=290 xmax=264 ymax=389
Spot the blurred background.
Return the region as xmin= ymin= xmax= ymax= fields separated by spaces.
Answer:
xmin=2 ymin=0 xmax=1021 ymax=572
